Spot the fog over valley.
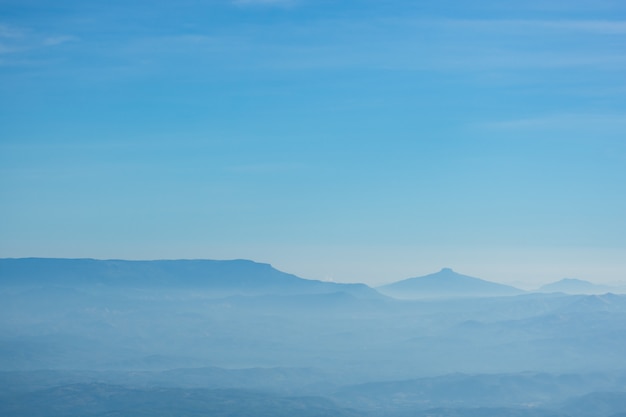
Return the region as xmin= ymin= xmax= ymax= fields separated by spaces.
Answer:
xmin=1 ymin=258 xmax=626 ymax=416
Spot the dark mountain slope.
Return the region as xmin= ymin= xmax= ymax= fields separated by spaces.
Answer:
xmin=561 ymin=391 xmax=626 ymax=417
xmin=0 ymin=383 xmax=362 ymax=417
xmin=333 ymin=371 xmax=626 ymax=414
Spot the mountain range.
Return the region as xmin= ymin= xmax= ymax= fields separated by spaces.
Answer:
xmin=2 ymin=258 xmax=626 ymax=416
xmin=0 ymin=257 xmax=379 ymax=299
xmin=3 ymin=258 xmax=620 ymax=299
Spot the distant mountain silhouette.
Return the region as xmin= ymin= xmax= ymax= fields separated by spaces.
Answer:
xmin=377 ymin=268 xmax=523 ymax=298
xmin=0 ymin=258 xmax=381 ymax=299
xmin=538 ymin=278 xmax=613 ymax=295
xmin=556 ymin=293 xmax=626 ymax=314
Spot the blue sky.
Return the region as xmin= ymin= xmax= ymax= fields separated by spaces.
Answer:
xmin=1 ymin=0 xmax=625 ymax=287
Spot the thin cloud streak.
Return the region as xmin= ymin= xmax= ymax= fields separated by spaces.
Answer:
xmin=0 ymin=23 xmax=79 ymax=65
xmin=438 ymin=18 xmax=626 ymax=34
xmin=2 ymin=17 xmax=625 ymax=74
xmin=42 ymin=36 xmax=79 ymax=46
xmin=232 ymin=0 xmax=297 ymax=7
xmin=478 ymin=113 xmax=626 ymax=131
xmin=109 ymin=17 xmax=626 ymax=73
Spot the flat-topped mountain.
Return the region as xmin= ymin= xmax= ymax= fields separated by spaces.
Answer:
xmin=377 ymin=268 xmax=524 ymax=299
xmin=538 ymin=278 xmax=614 ymax=295
xmin=0 ymin=258 xmax=380 ymax=299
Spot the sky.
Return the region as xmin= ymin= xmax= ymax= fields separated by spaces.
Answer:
xmin=1 ymin=0 xmax=625 ymax=288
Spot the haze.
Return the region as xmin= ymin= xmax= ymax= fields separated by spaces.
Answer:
xmin=1 ymin=2 xmax=626 ymax=415
xmin=1 ymin=0 xmax=625 ymax=287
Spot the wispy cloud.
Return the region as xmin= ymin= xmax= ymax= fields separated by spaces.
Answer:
xmin=226 ymin=162 xmax=302 ymax=174
xmin=238 ymin=17 xmax=626 ymax=72
xmin=440 ymin=18 xmax=626 ymax=34
xmin=3 ymin=14 xmax=625 ymax=77
xmin=42 ymin=35 xmax=79 ymax=46
xmin=0 ymin=23 xmax=78 ymax=57
xmin=477 ymin=113 xmax=626 ymax=132
xmin=537 ymin=20 xmax=626 ymax=34
xmin=0 ymin=24 xmax=25 ymax=39
xmin=232 ymin=0 xmax=296 ymax=7
xmin=0 ymin=23 xmax=25 ymax=55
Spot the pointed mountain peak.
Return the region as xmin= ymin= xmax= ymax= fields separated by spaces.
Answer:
xmin=378 ymin=268 xmax=523 ymax=299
